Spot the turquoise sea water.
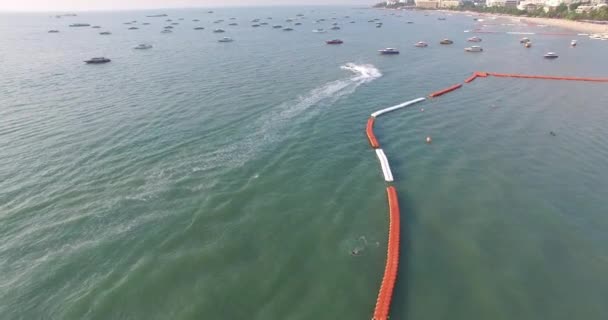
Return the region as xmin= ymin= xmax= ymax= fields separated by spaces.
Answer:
xmin=1 ymin=6 xmax=608 ymax=320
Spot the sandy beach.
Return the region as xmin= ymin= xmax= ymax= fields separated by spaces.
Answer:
xmin=441 ymin=10 xmax=608 ymax=34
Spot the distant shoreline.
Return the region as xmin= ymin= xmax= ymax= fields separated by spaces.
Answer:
xmin=440 ymin=10 xmax=608 ymax=34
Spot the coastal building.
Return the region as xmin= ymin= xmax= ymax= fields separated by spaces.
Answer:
xmin=576 ymin=4 xmax=594 ymax=12
xmin=386 ymin=0 xmax=398 ymax=5
xmin=517 ymin=0 xmax=546 ymax=10
xmin=439 ymin=0 xmax=462 ymax=7
xmin=486 ymin=0 xmax=518 ymax=7
xmin=415 ymin=0 xmax=440 ymax=8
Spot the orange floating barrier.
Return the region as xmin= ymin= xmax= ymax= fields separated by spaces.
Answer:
xmin=485 ymin=72 xmax=608 ymax=82
xmin=428 ymin=83 xmax=463 ymax=98
xmin=373 ymin=186 xmax=401 ymax=320
xmin=475 ymin=71 xmax=488 ymax=77
xmin=464 ymin=73 xmax=478 ymax=83
xmin=366 ymin=117 xmax=380 ymax=149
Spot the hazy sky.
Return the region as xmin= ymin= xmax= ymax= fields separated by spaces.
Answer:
xmin=0 ymin=0 xmax=375 ymax=12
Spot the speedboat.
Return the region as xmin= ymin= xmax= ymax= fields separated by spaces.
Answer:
xmin=465 ymin=45 xmax=483 ymax=52
xmin=48 ymin=30 xmax=60 ymax=33
xmin=272 ymin=25 xmax=282 ymax=28
xmin=378 ymin=48 xmax=399 ymax=54
xmin=326 ymin=39 xmax=343 ymax=44
xmin=544 ymin=52 xmax=558 ymax=59
xmin=571 ymin=40 xmax=577 ymax=47
xmin=286 ymin=19 xmax=293 ymax=22
xmin=414 ymin=41 xmax=428 ymax=47
xmin=467 ymin=36 xmax=482 ymax=42
xmin=161 ymin=29 xmax=172 ymax=33
xmin=218 ymin=37 xmax=234 ymax=42
xmin=230 ymin=17 xmax=237 ymax=20
xmin=213 ymin=29 xmax=225 ymax=33
xmin=229 ymin=23 xmax=238 ymax=26
xmin=312 ymin=28 xmax=326 ymax=33
xmin=193 ymin=19 xmax=200 ymax=22
xmin=283 ymin=27 xmax=294 ymax=31
xmin=260 ymin=22 xmax=268 ymax=25
xmin=376 ymin=24 xmax=382 ymax=28
xmin=440 ymin=39 xmax=453 ymax=45
xmin=252 ymin=24 xmax=260 ymax=27
xmin=134 ymin=44 xmax=152 ymax=50
xmin=99 ymin=31 xmax=111 ymax=35
xmin=331 ymin=26 xmax=341 ymax=30
xmin=91 ymin=26 xmax=101 ymax=29
xmin=164 ymin=26 xmax=174 ymax=29
xmin=520 ymin=37 xmax=531 ymax=43
xmin=251 ymin=19 xmax=260 ymax=22
xmin=295 ymin=22 xmax=302 ymax=26
xmin=171 ymin=22 xmax=179 ymax=25
xmin=128 ymin=27 xmax=139 ymax=30
xmin=69 ymin=23 xmax=90 ymax=27
xmin=194 ymin=27 xmax=205 ymax=30
xmin=332 ymin=22 xmax=338 ymax=26
xmin=84 ymin=57 xmax=111 ymax=64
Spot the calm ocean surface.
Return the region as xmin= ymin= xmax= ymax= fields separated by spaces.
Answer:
xmin=1 ymin=6 xmax=608 ymax=320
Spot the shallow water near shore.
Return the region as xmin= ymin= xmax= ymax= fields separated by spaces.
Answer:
xmin=1 ymin=6 xmax=608 ymax=320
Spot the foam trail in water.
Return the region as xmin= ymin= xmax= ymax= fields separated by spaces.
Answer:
xmin=202 ymin=63 xmax=382 ymax=170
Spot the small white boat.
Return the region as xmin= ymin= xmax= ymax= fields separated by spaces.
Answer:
xmin=218 ymin=37 xmax=234 ymax=42
xmin=589 ymin=34 xmax=601 ymax=39
xmin=520 ymin=37 xmax=531 ymax=43
xmin=378 ymin=48 xmax=399 ymax=54
xmin=467 ymin=36 xmax=482 ymax=42
xmin=213 ymin=29 xmax=225 ymax=33
xmin=571 ymin=40 xmax=577 ymax=47
xmin=544 ymin=52 xmax=558 ymax=59
xmin=312 ymin=28 xmax=326 ymax=33
xmin=440 ymin=39 xmax=453 ymax=45
xmin=414 ymin=41 xmax=428 ymax=47
xmin=194 ymin=27 xmax=205 ymax=30
xmin=134 ymin=44 xmax=152 ymax=50
xmin=465 ymin=45 xmax=483 ymax=52
xmin=48 ymin=30 xmax=60 ymax=33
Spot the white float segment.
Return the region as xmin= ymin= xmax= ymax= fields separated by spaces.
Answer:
xmin=375 ymin=149 xmax=394 ymax=182
xmin=371 ymin=97 xmax=426 ymax=118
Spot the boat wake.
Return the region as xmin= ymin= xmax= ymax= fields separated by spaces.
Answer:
xmin=201 ymin=63 xmax=382 ymax=171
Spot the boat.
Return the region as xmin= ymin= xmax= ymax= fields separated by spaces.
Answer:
xmin=91 ymin=26 xmax=101 ymax=29
xmin=251 ymin=19 xmax=260 ymax=22
xmin=414 ymin=41 xmax=428 ymax=47
xmin=124 ymin=22 xmax=132 ymax=25
xmin=84 ymin=57 xmax=111 ymax=64
xmin=161 ymin=29 xmax=172 ymax=33
xmin=260 ymin=22 xmax=268 ymax=25
xmin=272 ymin=25 xmax=282 ymax=28
xmin=376 ymin=24 xmax=382 ymax=28
xmin=544 ymin=52 xmax=558 ymax=59
xmin=134 ymin=44 xmax=152 ymax=50
xmin=48 ymin=30 xmax=60 ymax=33
xmin=69 ymin=23 xmax=90 ymax=27
xmin=252 ymin=24 xmax=261 ymax=27
xmin=128 ymin=27 xmax=139 ymax=30
xmin=467 ymin=36 xmax=482 ymax=42
xmin=218 ymin=37 xmax=234 ymax=42
xmin=407 ymin=21 xmax=414 ymax=24
xmin=229 ymin=23 xmax=238 ymax=26
xmin=350 ymin=21 xmax=355 ymax=23
xmin=440 ymin=39 xmax=453 ymax=45
xmin=146 ymin=14 xmax=168 ymax=17
xmin=295 ymin=22 xmax=302 ymax=26
xmin=213 ymin=29 xmax=225 ymax=33
xmin=438 ymin=17 xmax=446 ymax=20
xmin=171 ymin=22 xmax=179 ymax=25
xmin=331 ymin=26 xmax=341 ymax=30
xmin=283 ymin=27 xmax=294 ymax=31
xmin=193 ymin=19 xmax=200 ymax=22
xmin=164 ymin=26 xmax=174 ymax=29
xmin=571 ymin=40 xmax=577 ymax=47
xmin=99 ymin=31 xmax=111 ymax=35
xmin=465 ymin=45 xmax=483 ymax=52
xmin=524 ymin=42 xmax=532 ymax=48
xmin=326 ymin=39 xmax=343 ymax=44
xmin=368 ymin=20 xmax=374 ymax=22
xmin=178 ymin=18 xmax=184 ymax=21
xmin=589 ymin=34 xmax=601 ymax=39
xmin=194 ymin=27 xmax=205 ymax=30
xmin=332 ymin=22 xmax=338 ymax=25
xmin=378 ymin=48 xmax=399 ymax=54
xmin=313 ymin=28 xmax=326 ymax=33
xmin=142 ymin=23 xmax=150 ymax=25
xmin=286 ymin=19 xmax=293 ymax=22
xmin=166 ymin=19 xmax=172 ymax=22
xmin=214 ymin=20 xmax=224 ymax=24
xmin=520 ymin=37 xmax=531 ymax=43
xmin=207 ymin=11 xmax=214 ymax=13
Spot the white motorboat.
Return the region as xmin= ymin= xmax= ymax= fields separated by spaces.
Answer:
xmin=312 ymin=28 xmax=326 ymax=33
xmin=134 ymin=44 xmax=152 ymax=50
xmin=84 ymin=57 xmax=111 ymax=64
xmin=571 ymin=40 xmax=577 ymax=47
xmin=467 ymin=36 xmax=482 ymax=42
xmin=544 ymin=52 xmax=558 ymax=59
xmin=465 ymin=45 xmax=483 ymax=52
xmin=378 ymin=48 xmax=399 ymax=54
xmin=213 ymin=29 xmax=225 ymax=33
xmin=218 ymin=37 xmax=234 ymax=42
xmin=414 ymin=41 xmax=428 ymax=47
